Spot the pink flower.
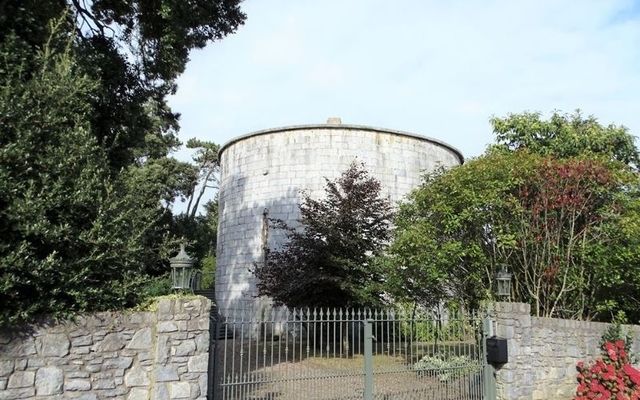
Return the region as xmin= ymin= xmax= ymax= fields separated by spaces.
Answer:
xmin=621 ymin=350 xmax=628 ymax=361
xmin=606 ymin=342 xmax=619 ymax=362
xmin=623 ymin=365 xmax=640 ymax=386
xmin=573 ymin=345 xmax=640 ymax=400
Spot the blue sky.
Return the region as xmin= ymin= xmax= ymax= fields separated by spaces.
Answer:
xmin=168 ymin=0 xmax=640 ymax=209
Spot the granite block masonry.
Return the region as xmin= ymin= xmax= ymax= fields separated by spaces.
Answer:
xmin=491 ymin=302 xmax=640 ymax=400
xmin=215 ymin=120 xmax=464 ymax=318
xmin=0 ymin=296 xmax=211 ymax=399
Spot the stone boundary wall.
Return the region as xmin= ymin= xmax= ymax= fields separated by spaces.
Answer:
xmin=492 ymin=302 xmax=640 ymax=400
xmin=0 ymin=296 xmax=210 ymax=400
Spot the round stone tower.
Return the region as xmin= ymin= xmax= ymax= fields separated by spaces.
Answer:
xmin=215 ymin=119 xmax=463 ymax=318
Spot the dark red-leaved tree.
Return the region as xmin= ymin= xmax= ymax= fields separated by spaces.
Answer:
xmin=511 ymin=158 xmax=621 ymax=318
xmin=253 ymin=162 xmax=393 ymax=309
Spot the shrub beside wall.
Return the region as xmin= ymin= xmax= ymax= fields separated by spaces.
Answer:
xmin=0 ymin=296 xmax=211 ymax=399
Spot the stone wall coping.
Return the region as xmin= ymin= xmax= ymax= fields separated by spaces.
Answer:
xmin=218 ymin=123 xmax=465 ymax=164
xmin=493 ymin=302 xmax=531 ymax=314
xmin=493 ymin=302 xmax=640 ymax=333
xmin=532 ymin=316 xmax=608 ymax=330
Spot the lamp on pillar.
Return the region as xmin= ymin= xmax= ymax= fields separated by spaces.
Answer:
xmin=169 ymin=244 xmax=195 ymax=291
xmin=496 ymin=266 xmax=512 ymax=301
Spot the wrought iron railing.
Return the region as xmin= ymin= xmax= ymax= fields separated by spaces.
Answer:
xmin=209 ymin=306 xmax=488 ymax=400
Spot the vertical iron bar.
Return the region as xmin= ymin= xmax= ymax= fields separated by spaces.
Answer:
xmin=285 ymin=308 xmax=290 ymax=364
xmin=270 ymin=309 xmax=274 ymax=388
xmin=263 ymin=315 xmax=267 ymax=375
xmin=299 ymin=309 xmax=303 ymax=364
xmin=254 ymin=313 xmax=259 ymax=376
xmin=277 ymin=310 xmax=282 ymax=371
xmin=364 ymin=319 xmax=374 ymax=400
xmin=332 ymin=308 xmax=336 ymax=359
xmin=357 ymin=309 xmax=362 ymax=355
xmin=306 ymin=308 xmax=311 ymax=362
xmin=392 ymin=310 xmax=396 ymax=359
xmin=208 ymin=312 xmax=218 ymax=400
xmin=313 ymin=308 xmax=317 ymax=359
xmin=338 ymin=309 xmax=342 ymax=357
xmin=232 ymin=313 xmax=238 ymax=393
xmin=292 ymin=309 xmax=297 ymax=364
xmin=350 ymin=309 xmax=355 ymax=358
xmin=320 ymin=309 xmax=325 ymax=358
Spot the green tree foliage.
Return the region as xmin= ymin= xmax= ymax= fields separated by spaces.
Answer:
xmin=388 ymin=112 xmax=640 ymax=320
xmin=253 ymin=163 xmax=394 ymax=309
xmin=0 ymin=26 xmax=175 ymax=323
xmin=173 ymin=199 xmax=218 ymax=263
xmin=1 ymin=0 xmax=245 ymax=171
xmin=491 ymin=111 xmax=639 ymax=167
xmin=0 ymin=0 xmax=243 ymax=323
xmin=184 ymin=139 xmax=220 ymax=219
xmin=170 ymin=139 xmax=220 ymax=287
xmin=200 ymin=253 xmax=216 ymax=289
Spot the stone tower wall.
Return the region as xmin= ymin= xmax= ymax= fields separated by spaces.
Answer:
xmin=215 ymin=122 xmax=463 ymax=318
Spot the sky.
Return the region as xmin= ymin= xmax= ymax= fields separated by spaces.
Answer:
xmin=168 ymin=0 xmax=640 ymax=209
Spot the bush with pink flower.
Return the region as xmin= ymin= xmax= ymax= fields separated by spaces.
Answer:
xmin=574 ymin=340 xmax=640 ymax=400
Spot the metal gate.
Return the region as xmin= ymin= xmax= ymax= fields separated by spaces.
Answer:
xmin=208 ymin=307 xmax=494 ymax=400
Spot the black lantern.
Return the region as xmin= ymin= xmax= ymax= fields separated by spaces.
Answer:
xmin=496 ymin=266 xmax=512 ymax=300
xmin=169 ymin=244 xmax=195 ymax=291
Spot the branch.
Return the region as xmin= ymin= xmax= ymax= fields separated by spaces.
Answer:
xmin=185 ymin=192 xmax=195 ymax=216
xmin=190 ymin=169 xmax=217 ymax=218
xmin=69 ymin=0 xmax=115 ymax=37
xmin=70 ymin=0 xmax=102 ymax=36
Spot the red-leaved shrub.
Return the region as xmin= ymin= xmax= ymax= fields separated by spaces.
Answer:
xmin=575 ymin=340 xmax=640 ymax=400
